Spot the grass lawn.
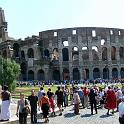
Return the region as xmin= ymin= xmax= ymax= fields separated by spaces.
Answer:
xmin=11 ymin=85 xmax=59 ymax=99
xmin=11 ymin=83 xmax=123 ymax=99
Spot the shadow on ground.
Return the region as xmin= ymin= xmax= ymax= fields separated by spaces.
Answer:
xmin=81 ymin=114 xmax=92 ymax=118
xmin=64 ymin=112 xmax=76 ymax=118
xmin=100 ymin=114 xmax=113 ymax=118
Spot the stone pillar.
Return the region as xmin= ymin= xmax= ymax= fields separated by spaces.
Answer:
xmin=109 ymin=67 xmax=112 ymax=79
xmin=68 ymin=37 xmax=73 ymax=80
xmin=34 ymin=69 xmax=37 ymax=80
xmin=60 ymin=66 xmax=63 ymax=80
xmin=89 ymin=67 xmax=93 ymax=80
xmin=116 ymin=46 xmax=120 ymax=64
xmin=99 ymin=67 xmax=102 ymax=79
xmin=69 ymin=67 xmax=73 ymax=80
xmin=107 ymin=36 xmax=111 ymax=62
xmin=79 ymin=68 xmax=83 ymax=80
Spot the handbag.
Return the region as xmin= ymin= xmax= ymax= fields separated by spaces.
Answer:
xmin=22 ymin=100 xmax=30 ymax=114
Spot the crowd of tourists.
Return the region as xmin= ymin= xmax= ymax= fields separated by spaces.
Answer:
xmin=1 ymin=81 xmax=124 ymax=124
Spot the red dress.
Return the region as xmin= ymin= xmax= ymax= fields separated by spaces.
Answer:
xmin=105 ymin=89 xmax=117 ymax=109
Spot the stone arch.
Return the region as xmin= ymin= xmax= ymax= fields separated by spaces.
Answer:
xmin=20 ymin=62 xmax=27 ymax=81
xmin=92 ymin=46 xmax=99 ymax=60
xmin=2 ymin=50 xmax=7 ymax=58
xmin=120 ymin=68 xmax=124 ymax=78
xmin=44 ymin=49 xmax=50 ymax=58
xmin=103 ymin=68 xmax=109 ymax=79
xmin=82 ymin=47 xmax=89 ymax=60
xmin=52 ymin=48 xmax=59 ymax=60
xmin=27 ymin=48 xmax=34 ymax=58
xmin=119 ymin=47 xmax=124 ymax=59
xmin=72 ymin=46 xmax=79 ymax=61
xmin=93 ymin=68 xmax=100 ymax=79
xmin=73 ymin=68 xmax=80 ymax=80
xmin=102 ymin=47 xmax=107 ymax=61
xmin=21 ymin=50 xmax=25 ymax=59
xmin=28 ymin=70 xmax=34 ymax=80
xmin=13 ymin=43 xmax=20 ymax=58
xmin=112 ymin=68 xmax=118 ymax=79
xmin=111 ymin=46 xmax=116 ymax=60
xmin=53 ymin=70 xmax=60 ymax=81
xmin=37 ymin=69 xmax=45 ymax=80
xmin=62 ymin=48 xmax=69 ymax=61
xmin=63 ymin=68 xmax=70 ymax=80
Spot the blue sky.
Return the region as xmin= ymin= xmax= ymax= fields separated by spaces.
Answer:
xmin=1 ymin=0 xmax=124 ymax=39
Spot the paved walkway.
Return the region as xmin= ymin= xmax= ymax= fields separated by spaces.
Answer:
xmin=34 ymin=106 xmax=119 ymax=124
xmin=1 ymin=100 xmax=120 ymax=124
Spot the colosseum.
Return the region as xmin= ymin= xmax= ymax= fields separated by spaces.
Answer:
xmin=0 ymin=8 xmax=124 ymax=82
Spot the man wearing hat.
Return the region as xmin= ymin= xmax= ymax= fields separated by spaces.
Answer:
xmin=118 ymin=96 xmax=124 ymax=124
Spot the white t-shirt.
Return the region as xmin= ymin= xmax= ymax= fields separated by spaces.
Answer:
xmin=119 ymin=101 xmax=124 ymax=117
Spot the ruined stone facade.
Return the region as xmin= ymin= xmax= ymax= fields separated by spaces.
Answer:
xmin=1 ymin=8 xmax=124 ymax=81
xmin=5 ymin=27 xmax=123 ymax=81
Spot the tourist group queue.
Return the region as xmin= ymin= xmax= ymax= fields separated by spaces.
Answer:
xmin=1 ymin=84 xmax=124 ymax=124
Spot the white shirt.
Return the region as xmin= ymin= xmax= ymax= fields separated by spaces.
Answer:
xmin=119 ymin=101 xmax=124 ymax=117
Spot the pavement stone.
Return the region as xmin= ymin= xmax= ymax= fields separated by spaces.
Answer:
xmin=35 ymin=106 xmax=119 ymax=124
xmin=1 ymin=100 xmax=120 ymax=124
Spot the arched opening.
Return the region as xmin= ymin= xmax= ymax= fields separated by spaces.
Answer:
xmin=111 ymin=46 xmax=116 ymax=60
xmin=2 ymin=50 xmax=7 ymax=58
xmin=93 ymin=68 xmax=100 ymax=79
xmin=53 ymin=70 xmax=60 ymax=81
xmin=62 ymin=48 xmax=69 ymax=61
xmin=92 ymin=46 xmax=99 ymax=60
xmin=21 ymin=50 xmax=25 ymax=59
xmin=27 ymin=48 xmax=34 ymax=58
xmin=52 ymin=48 xmax=59 ymax=60
xmin=103 ymin=68 xmax=109 ymax=79
xmin=101 ymin=39 xmax=106 ymax=45
xmin=13 ymin=43 xmax=20 ymax=58
xmin=63 ymin=68 xmax=70 ymax=80
xmin=82 ymin=47 xmax=89 ymax=60
xmin=121 ymin=68 xmax=124 ymax=78
xmin=20 ymin=62 xmax=27 ymax=81
xmin=119 ymin=47 xmax=124 ymax=59
xmin=37 ymin=69 xmax=45 ymax=80
xmin=28 ymin=70 xmax=34 ymax=80
xmin=72 ymin=46 xmax=79 ymax=61
xmin=112 ymin=68 xmax=118 ymax=79
xmin=102 ymin=47 xmax=107 ymax=61
xmin=44 ymin=49 xmax=50 ymax=58
xmin=73 ymin=68 xmax=80 ymax=80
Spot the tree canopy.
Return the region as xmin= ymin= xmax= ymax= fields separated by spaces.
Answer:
xmin=0 ymin=56 xmax=20 ymax=91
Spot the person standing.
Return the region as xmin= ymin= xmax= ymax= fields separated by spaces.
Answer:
xmin=104 ymin=86 xmax=117 ymax=115
xmin=55 ymin=86 xmax=63 ymax=116
xmin=0 ymin=85 xmax=11 ymax=121
xmin=116 ymin=88 xmax=123 ymax=111
xmin=73 ymin=90 xmax=80 ymax=115
xmin=47 ymin=88 xmax=55 ymax=116
xmin=38 ymin=87 xmax=44 ymax=101
xmin=88 ymin=88 xmax=98 ymax=115
xmin=28 ymin=90 xmax=38 ymax=123
xmin=39 ymin=93 xmax=50 ymax=123
xmin=77 ymin=87 xmax=84 ymax=107
xmin=83 ymin=87 xmax=89 ymax=108
xmin=118 ymin=97 xmax=124 ymax=124
xmin=16 ymin=93 xmax=29 ymax=124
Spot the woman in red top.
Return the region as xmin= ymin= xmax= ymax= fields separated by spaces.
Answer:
xmin=105 ymin=86 xmax=117 ymax=115
xmin=83 ymin=87 xmax=89 ymax=108
xmin=40 ymin=93 xmax=50 ymax=123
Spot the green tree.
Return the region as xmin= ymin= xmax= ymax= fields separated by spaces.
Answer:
xmin=0 ymin=56 xmax=20 ymax=91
